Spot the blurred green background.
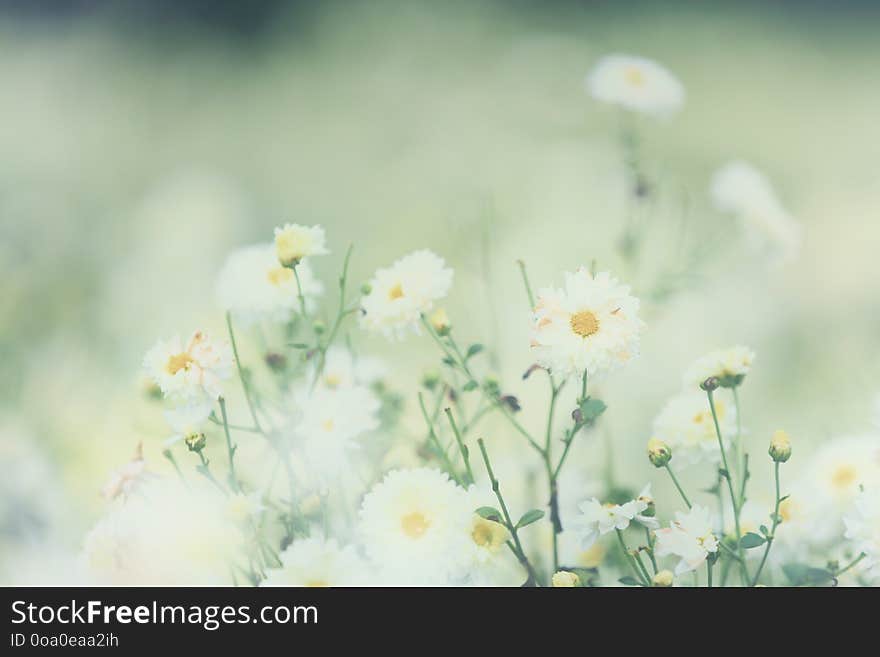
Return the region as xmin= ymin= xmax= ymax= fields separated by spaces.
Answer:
xmin=1 ymin=0 xmax=879 ymax=576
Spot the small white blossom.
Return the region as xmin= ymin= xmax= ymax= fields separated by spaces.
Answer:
xmin=143 ymin=331 xmax=233 ymax=403
xmin=654 ymin=505 xmax=719 ymax=575
xmin=273 ymin=223 xmax=329 ymax=266
xmin=587 ymin=54 xmax=684 ymax=117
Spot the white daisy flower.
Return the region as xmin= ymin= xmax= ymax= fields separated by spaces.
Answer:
xmin=683 ymin=345 xmax=756 ymax=389
xmin=358 ymin=468 xmax=471 ymax=583
xmin=570 ymin=486 xmax=654 ymax=549
xmin=263 ymin=537 xmax=367 ymax=587
xmin=710 ymin=160 xmax=802 ymax=265
xmin=289 ymin=383 xmax=380 ymax=480
xmin=359 ymin=250 xmax=453 ymax=339
xmin=587 ymin=54 xmax=684 ymax=117
xmin=650 ymin=390 xmax=736 ymax=468
xmin=530 ymin=268 xmax=643 ymax=380
xmin=273 ymin=223 xmax=329 ymax=267
xmin=843 ymin=487 xmax=880 ymax=582
xmin=801 ymin=435 xmax=880 ymax=510
xmin=143 ymin=331 xmax=233 ymax=403
xmin=215 ymin=243 xmax=323 ymax=326
xmin=654 ymin=505 xmax=719 ymax=575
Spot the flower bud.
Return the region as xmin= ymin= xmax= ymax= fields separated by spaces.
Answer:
xmin=264 ymin=351 xmax=288 ymax=372
xmin=652 ymin=570 xmax=674 ymax=587
xmin=700 ymin=376 xmax=720 ymax=392
xmin=312 ymin=319 xmax=326 ymax=335
xmin=360 ymin=282 xmax=372 ymax=296
xmin=429 ymin=308 xmax=451 ymax=336
xmin=184 ymin=431 xmax=207 ymax=453
xmin=638 ymin=494 xmax=656 ymax=518
xmin=647 ymin=438 xmax=672 ymax=468
xmin=551 ymin=570 xmax=581 ymax=587
xmin=769 ymin=429 xmax=792 ymax=463
xmin=421 ymin=369 xmax=441 ymax=391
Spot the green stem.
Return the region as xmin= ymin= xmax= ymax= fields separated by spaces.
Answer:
xmin=615 ymin=528 xmax=649 ymax=586
xmin=732 ymin=386 xmax=744 ymax=486
xmin=312 ymin=244 xmax=354 ymax=387
xmin=834 ymin=552 xmax=867 ymax=578
xmin=516 ymin=259 xmax=536 ymax=308
xmin=226 ymin=312 xmax=264 ymax=434
xmin=218 ymin=397 xmax=240 ymax=492
xmin=444 ymin=407 xmax=474 ymax=485
xmin=664 ymin=463 xmax=692 ymax=509
xmin=644 ymin=527 xmax=658 ymax=574
xmin=751 ymin=461 xmax=782 ymax=586
xmin=195 ymin=452 xmax=227 ymax=495
xmin=418 ymin=393 xmax=462 ymax=485
xmin=291 ymin=262 xmax=308 ymax=319
xmin=707 ymin=558 xmax=713 ymax=588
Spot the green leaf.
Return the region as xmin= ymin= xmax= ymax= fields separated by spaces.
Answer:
xmin=515 ymin=509 xmax=545 ymax=528
xmin=441 ymin=356 xmax=456 ymax=367
xmin=466 ymin=344 xmax=484 ymax=360
xmin=462 ymin=380 xmax=479 ymax=392
xmin=288 ymin=343 xmax=310 ymax=349
xmin=577 ymin=397 xmax=607 ymax=425
xmin=618 ymin=576 xmax=640 ymax=586
xmin=739 ymin=532 xmax=767 ymax=549
xmin=783 ymin=563 xmax=834 ymax=586
xmin=475 ymin=506 xmax=502 ymax=522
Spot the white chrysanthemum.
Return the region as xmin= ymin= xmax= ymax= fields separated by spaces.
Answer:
xmin=587 ymin=54 xmax=684 ymax=116
xmin=359 ymin=250 xmax=453 ymax=339
xmin=530 ymin=268 xmax=643 ymax=380
xmin=289 ymin=383 xmax=380 ymax=480
xmin=710 ymin=161 xmax=802 ymax=265
xmin=273 ymin=223 xmax=329 ymax=266
xmin=359 ymin=468 xmax=471 ymax=583
xmin=843 ymin=487 xmax=880 ymax=582
xmin=654 ymin=505 xmax=719 ymax=575
xmin=683 ymin=346 xmax=755 ymax=389
xmin=801 ymin=435 xmax=880 ymax=509
xmin=570 ymin=485 xmax=654 ymax=549
xmin=310 ymin=346 xmax=387 ymax=390
xmin=143 ymin=331 xmax=233 ymax=403
xmin=263 ymin=537 xmax=367 ymax=587
xmin=215 ymin=243 xmax=323 ymax=326
xmin=651 ymin=391 xmax=736 ymax=467
xmin=82 ymin=480 xmax=243 ymax=585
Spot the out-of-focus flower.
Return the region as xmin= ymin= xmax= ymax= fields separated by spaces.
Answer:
xmin=571 ymin=486 xmax=655 ymax=549
xmin=710 ymin=160 xmax=802 ymax=265
xmin=587 ymin=54 xmax=684 ymax=116
xmin=552 ymin=570 xmax=581 ymax=587
xmin=143 ymin=331 xmax=233 ymax=403
xmin=469 ymin=514 xmax=511 ymax=562
xmin=263 ymin=537 xmax=367 ymax=587
xmin=215 ymin=244 xmax=323 ymax=326
xmin=647 ymin=437 xmax=672 ymax=468
xmin=226 ymin=492 xmax=264 ymax=525
xmin=100 ymin=443 xmax=148 ymax=501
xmin=359 ymin=468 xmax=470 ymax=583
xmin=273 ymin=223 xmax=329 ymax=267
xmin=801 ymin=436 xmax=880 ymax=509
xmin=651 ymin=391 xmax=735 ymax=467
xmin=683 ymin=346 xmax=755 ymax=389
xmin=530 ymin=268 xmax=643 ymax=380
xmin=428 ymin=307 xmax=451 ymax=336
xmin=654 ymin=505 xmax=719 ymax=575
xmin=843 ymin=487 xmax=880 ymax=582
xmin=359 ymin=250 xmax=453 ymax=339
xmin=163 ymin=401 xmax=212 ymax=450
xmin=310 ymin=346 xmax=387 ymax=391
xmin=652 ymin=570 xmax=674 ymax=587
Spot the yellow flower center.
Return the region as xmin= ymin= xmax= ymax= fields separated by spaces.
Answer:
xmin=831 ymin=465 xmax=857 ymax=490
xmin=570 ymin=310 xmax=600 ymax=338
xmin=401 ymin=511 xmax=430 ymax=539
xmin=267 ymin=266 xmax=294 ymax=287
xmin=389 ymin=283 xmax=404 ymax=300
xmin=625 ymin=66 xmax=645 ymax=86
xmin=779 ymin=497 xmax=796 ymax=523
xmin=322 ymin=419 xmax=334 ymax=432
xmin=165 ymin=353 xmax=194 ymax=375
xmin=693 ymin=401 xmax=725 ymax=425
xmin=324 ymin=374 xmax=341 ymax=388
xmin=471 ymin=522 xmax=495 ymax=547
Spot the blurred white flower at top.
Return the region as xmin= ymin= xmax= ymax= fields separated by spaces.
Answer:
xmin=710 ymin=160 xmax=802 ymax=265
xmin=570 ymin=485 xmax=655 ymax=549
xmin=843 ymin=486 xmax=880 ymax=582
xmin=530 ymin=268 xmax=643 ymax=381
xmin=143 ymin=331 xmax=233 ymax=403
xmin=683 ymin=345 xmax=755 ymax=389
xmin=654 ymin=504 xmax=719 ymax=575
xmin=800 ymin=435 xmax=880 ymax=510
xmin=215 ymin=244 xmax=323 ymax=326
xmin=273 ymin=223 xmax=329 ymax=267
xmin=359 ymin=250 xmax=453 ymax=339
xmin=587 ymin=54 xmax=684 ymax=117
xmin=262 ymin=537 xmax=368 ymax=587
xmin=358 ymin=468 xmax=471 ymax=584
xmin=651 ymin=391 xmax=736 ymax=467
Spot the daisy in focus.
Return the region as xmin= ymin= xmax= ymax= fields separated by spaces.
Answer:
xmin=358 ymin=467 xmax=471 ymax=584
xmin=215 ymin=244 xmax=324 ymax=325
xmin=654 ymin=505 xmax=719 ymax=575
xmin=530 ymin=268 xmax=643 ymax=380
xmin=273 ymin=223 xmax=329 ymax=267
xmin=359 ymin=250 xmax=453 ymax=339
xmin=651 ymin=391 xmax=736 ymax=467
xmin=683 ymin=345 xmax=755 ymax=389
xmin=143 ymin=330 xmax=233 ymax=403
xmin=710 ymin=160 xmax=802 ymax=265
xmin=263 ymin=537 xmax=367 ymax=587
xmin=587 ymin=54 xmax=684 ymax=117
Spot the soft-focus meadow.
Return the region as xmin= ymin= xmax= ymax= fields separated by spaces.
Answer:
xmin=1 ymin=1 xmax=879 ymax=585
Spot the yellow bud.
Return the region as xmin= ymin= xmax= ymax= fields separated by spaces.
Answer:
xmin=769 ymin=430 xmax=792 ymax=463
xmin=429 ymin=308 xmax=451 ymax=336
xmin=551 ymin=570 xmax=581 ymax=587
xmin=647 ymin=438 xmax=672 ymax=468
xmin=652 ymin=570 xmax=674 ymax=587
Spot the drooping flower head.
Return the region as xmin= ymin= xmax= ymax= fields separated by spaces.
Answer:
xmin=143 ymin=330 xmax=233 ymax=403
xmin=587 ymin=54 xmax=684 ymax=117
xmin=359 ymin=250 xmax=453 ymax=339
xmin=530 ymin=268 xmax=643 ymax=380
xmin=654 ymin=505 xmax=719 ymax=575
xmin=273 ymin=223 xmax=329 ymax=267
